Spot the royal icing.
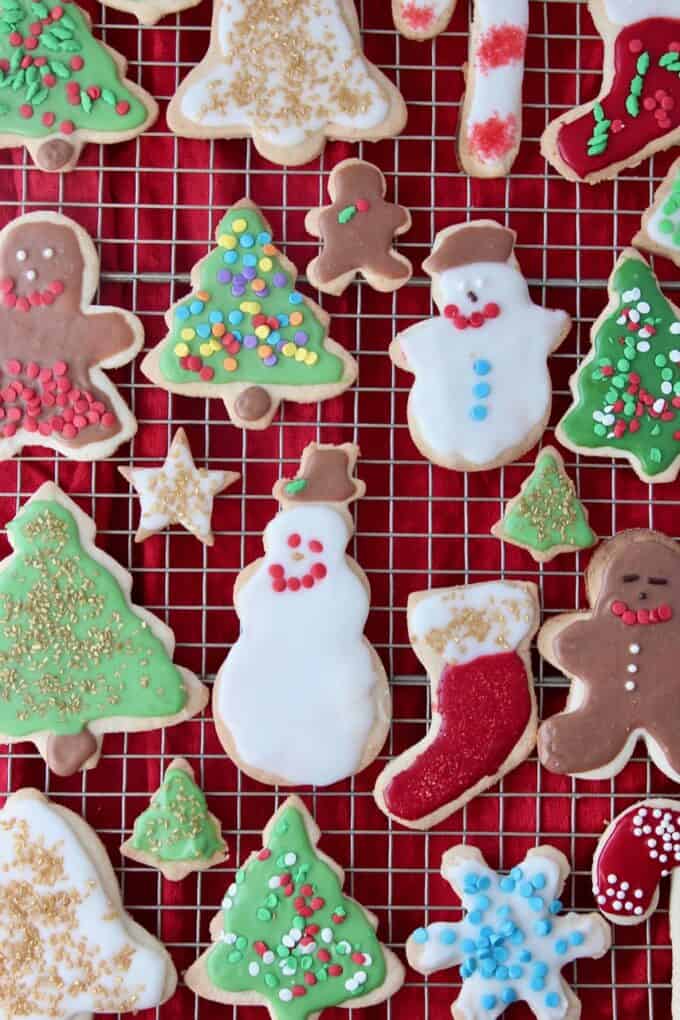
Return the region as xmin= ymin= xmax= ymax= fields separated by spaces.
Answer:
xmin=392 ymin=222 xmax=570 ymax=469
xmin=460 ymin=0 xmax=528 ymax=174
xmin=603 ymin=0 xmax=680 ymax=25
xmin=636 ymin=155 xmax=680 ymax=265
xmin=538 ymin=529 xmax=680 ymax=781
xmin=392 ymin=0 xmax=456 ymax=39
xmin=0 ymin=791 xmax=172 ymax=1017
xmin=559 ymin=253 xmax=680 ymax=481
xmin=121 ymin=428 xmax=239 ymax=546
xmin=407 ymin=845 xmax=611 ymax=1020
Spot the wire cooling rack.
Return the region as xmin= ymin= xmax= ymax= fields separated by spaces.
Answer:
xmin=1 ymin=0 xmax=679 ymax=1017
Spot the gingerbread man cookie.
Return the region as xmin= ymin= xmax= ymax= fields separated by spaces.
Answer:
xmin=305 ymin=160 xmax=412 ymax=296
xmin=538 ymin=529 xmax=680 ymax=783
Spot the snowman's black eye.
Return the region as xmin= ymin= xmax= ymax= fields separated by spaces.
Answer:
xmin=467 ymin=290 xmax=478 ymax=303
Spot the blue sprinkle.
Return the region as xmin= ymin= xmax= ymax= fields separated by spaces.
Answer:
xmin=463 ymin=876 xmax=479 ymax=893
xmin=278 ymin=313 xmax=290 ymax=326
xmin=509 ymin=965 xmax=523 ymax=979
xmin=481 ymin=960 xmax=496 ymax=978
xmin=440 ymin=929 xmax=457 ymax=945
xmin=462 ymin=939 xmax=477 ymax=954
xmin=470 ymin=404 xmax=488 ymax=421
xmin=481 ymin=994 xmax=497 ymax=1010
xmin=228 ymin=310 xmax=244 ymax=325
xmin=546 ymin=992 xmax=561 ymax=1008
xmin=196 ymin=324 xmax=211 ymax=338
xmin=269 ymin=330 xmax=281 ymax=344
xmin=500 ymin=922 xmax=515 ymax=937
xmin=529 ymin=896 xmax=544 ymax=912
xmin=555 ymin=939 xmax=568 ymax=955
xmin=412 ymin=928 xmax=429 ymax=944
xmin=289 ymin=291 xmax=303 ymax=305
xmin=473 ymin=358 xmax=492 ymax=376
xmin=510 ymin=868 xmax=523 ymax=881
xmin=495 ymin=965 xmax=509 ymax=981
xmin=533 ymin=963 xmax=548 ymax=977
xmin=493 ymin=947 xmax=509 ymax=964
xmin=475 ymin=895 xmax=490 ymax=911
xmin=239 ymin=233 xmax=254 ymax=248
xmin=519 ymin=881 xmax=533 ymax=898
xmin=231 ymin=330 xmax=242 ymax=341
xmin=176 ymin=306 xmax=190 ymax=321
xmin=473 ymin=381 xmax=491 ymax=399
xmin=257 ymin=231 xmax=272 ymax=245
xmin=570 ymin=932 xmax=585 ymax=946
xmin=189 ymin=300 xmax=204 ymax=315
xmin=531 ymin=977 xmax=546 ymax=992
xmin=519 ymin=950 xmax=533 ymax=963
xmin=535 ymin=920 xmax=552 ymax=937
xmin=497 ymin=906 xmax=511 ymax=920
xmin=469 ymin=910 xmax=484 ymax=926
xmin=502 ymin=988 xmax=518 ymax=1005
xmin=510 ymin=929 xmax=525 ymax=945
xmin=531 ymin=874 xmax=547 ymax=890
xmin=500 ymin=878 xmax=515 ymax=893
xmin=242 ymin=253 xmax=257 ymax=267
xmin=549 ymin=900 xmax=563 ymax=915
xmin=478 ymin=877 xmax=491 ymax=891
xmin=477 ymin=937 xmax=491 ymax=950
xmin=460 ymin=960 xmax=476 ymax=978
xmin=224 ymin=250 xmax=238 ymax=264
xmin=480 ymin=926 xmax=493 ymax=938
xmin=209 ymin=311 xmax=224 ymax=324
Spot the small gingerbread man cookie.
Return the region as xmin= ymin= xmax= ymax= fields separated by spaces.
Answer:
xmin=305 ymin=160 xmax=412 ymax=296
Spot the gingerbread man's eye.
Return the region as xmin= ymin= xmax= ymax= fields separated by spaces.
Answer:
xmin=15 ymin=249 xmax=27 ymax=262
xmin=309 ymin=539 xmax=323 ymax=553
xmin=287 ymin=533 xmax=301 ymax=548
xmin=42 ymin=247 xmax=55 ymax=259
xmin=648 ymin=577 xmax=668 ymax=585
xmin=622 ymin=574 xmax=640 ymax=583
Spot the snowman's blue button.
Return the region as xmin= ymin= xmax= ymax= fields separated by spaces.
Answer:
xmin=473 ymin=382 xmax=491 ymax=399
xmin=473 ymin=359 xmax=492 ymax=376
xmin=470 ymin=405 xmax=488 ymax=421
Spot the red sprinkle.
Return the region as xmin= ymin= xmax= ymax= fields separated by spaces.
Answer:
xmin=8 ymin=31 xmax=21 ymax=45
xmin=101 ymin=412 xmax=116 ymax=427
xmin=60 ymin=120 xmax=74 ymax=135
xmin=317 ymin=949 xmax=331 ymax=963
xmin=328 ymin=965 xmax=343 ymax=977
xmin=62 ymin=423 xmax=77 ymax=439
xmin=51 ymin=5 xmax=63 ymax=17
xmin=70 ymin=55 xmax=84 ymax=70
xmin=43 ymin=73 xmax=56 ymax=87
xmin=268 ymin=564 xmax=284 ymax=578
xmin=310 ymin=897 xmax=325 ymax=910
xmin=356 ymin=198 xmax=370 ymax=212
xmin=19 ymin=104 xmax=32 ymax=119
xmin=3 ymin=423 xmax=16 ymax=438
xmin=628 ymin=38 xmax=643 ymax=53
xmin=300 ymin=884 xmax=313 ymax=897
xmin=287 ymin=577 xmax=301 ymax=592
xmin=311 ymin=563 xmax=327 ymax=580
xmin=199 ymin=366 xmax=214 ymax=381
xmin=253 ymin=940 xmax=268 ymax=955
xmin=257 ymin=848 xmax=271 ymax=861
xmin=304 ymin=973 xmax=317 ymax=986
xmin=291 ymin=987 xmax=306 ymax=998
xmin=6 ymin=360 xmax=21 ymax=375
xmin=115 ymin=100 xmax=130 ymax=116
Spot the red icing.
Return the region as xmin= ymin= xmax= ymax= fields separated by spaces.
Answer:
xmin=468 ymin=113 xmax=518 ymax=161
xmin=402 ymin=2 xmax=435 ymax=30
xmin=382 ymin=651 xmax=531 ymax=822
xmin=557 ymin=19 xmax=680 ymax=179
xmin=477 ymin=25 xmax=527 ymax=72
xmin=610 ymin=600 xmax=672 ymax=625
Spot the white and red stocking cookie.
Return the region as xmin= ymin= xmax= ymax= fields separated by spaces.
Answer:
xmin=392 ymin=0 xmax=457 ymax=40
xmin=374 ymin=580 xmax=538 ymax=830
xmin=542 ymin=0 xmax=680 ymax=184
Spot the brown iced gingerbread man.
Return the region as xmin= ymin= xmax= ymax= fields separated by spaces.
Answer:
xmin=0 ymin=211 xmax=143 ymax=461
xmin=305 ymin=159 xmax=412 ymax=296
xmin=538 ymin=529 xmax=680 ymax=783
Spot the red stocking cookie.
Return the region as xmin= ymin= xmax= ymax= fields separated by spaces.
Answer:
xmin=374 ymin=580 xmax=539 ymax=830
xmin=305 ymin=160 xmax=412 ymax=296
xmin=538 ymin=529 xmax=680 ymax=782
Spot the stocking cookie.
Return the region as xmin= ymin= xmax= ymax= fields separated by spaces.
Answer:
xmin=541 ymin=1 xmax=680 ymax=184
xmin=0 ymin=0 xmax=156 ymax=171
xmin=0 ymin=788 xmax=177 ymax=1018
xmin=0 ymin=482 xmax=208 ymax=777
xmin=634 ymin=155 xmax=680 ymax=267
xmin=167 ymin=0 xmax=406 ymax=167
xmin=120 ymin=428 xmax=240 ymax=545
xmin=491 ymin=446 xmax=597 ymax=563
xmin=390 ymin=220 xmax=571 ymax=471
xmin=538 ymin=529 xmax=680 ymax=782
xmin=0 ymin=212 xmax=142 ymax=461
xmin=213 ymin=443 xmax=391 ymax=788
xmin=142 ymin=200 xmax=357 ymax=431
xmin=558 ymin=249 xmax=680 ymax=483
xmin=185 ymin=796 xmax=405 ymax=1016
xmin=392 ymin=0 xmax=457 ymax=39
xmin=407 ymin=844 xmax=611 ymax=1019
xmin=121 ymin=758 xmax=227 ymax=881
xmin=304 ymin=160 xmax=412 ymax=296
xmin=458 ymin=0 xmax=529 ymax=178
xmin=374 ymin=581 xmax=538 ymax=830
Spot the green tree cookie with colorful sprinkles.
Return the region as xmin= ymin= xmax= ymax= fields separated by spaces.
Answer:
xmin=121 ymin=757 xmax=228 ymax=881
xmin=142 ymin=200 xmax=357 ymax=431
xmin=634 ymin=153 xmax=680 ymax=269
xmin=492 ymin=446 xmax=597 ymax=563
xmin=0 ymin=0 xmax=157 ymax=171
xmin=184 ymin=796 xmax=404 ymax=1019
xmin=0 ymin=482 xmax=208 ymax=777
xmin=558 ymin=249 xmax=680 ymax=483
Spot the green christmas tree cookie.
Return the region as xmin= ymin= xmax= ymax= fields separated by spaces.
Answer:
xmin=141 ymin=199 xmax=357 ymax=431
xmin=185 ymin=796 xmax=405 ymax=1019
xmin=558 ymin=249 xmax=680 ymax=483
xmin=0 ymin=0 xmax=157 ymax=171
xmin=121 ymin=758 xmax=227 ymax=881
xmin=0 ymin=482 xmax=208 ymax=776
xmin=492 ymin=446 xmax=597 ymax=562
xmin=635 ymin=154 xmax=680 ymax=269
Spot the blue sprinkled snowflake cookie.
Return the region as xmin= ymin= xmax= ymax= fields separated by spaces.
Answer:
xmin=406 ymin=844 xmax=611 ymax=1019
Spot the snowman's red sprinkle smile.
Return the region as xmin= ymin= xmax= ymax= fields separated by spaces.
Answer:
xmin=443 ymin=302 xmax=501 ymax=331
xmin=268 ymin=562 xmax=327 ymax=593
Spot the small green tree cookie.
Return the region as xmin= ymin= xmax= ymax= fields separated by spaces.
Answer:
xmin=185 ymin=796 xmax=404 ymax=1019
xmin=492 ymin=446 xmax=597 ymax=562
xmin=121 ymin=758 xmax=228 ymax=881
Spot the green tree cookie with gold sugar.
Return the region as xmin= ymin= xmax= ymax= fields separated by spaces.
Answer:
xmin=141 ymin=199 xmax=357 ymax=431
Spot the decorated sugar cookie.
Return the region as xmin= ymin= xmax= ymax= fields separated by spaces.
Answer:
xmin=492 ymin=446 xmax=597 ymax=563
xmin=213 ymin=443 xmax=392 ymax=788
xmin=558 ymin=249 xmax=680 ymax=483
xmin=634 ymin=155 xmax=680 ymax=267
xmin=390 ymin=220 xmax=571 ymax=471
xmin=305 ymin=160 xmax=412 ymax=296
xmin=0 ymin=212 xmax=142 ymax=461
xmin=0 ymin=0 xmax=156 ymax=171
xmin=407 ymin=844 xmax=611 ymax=1019
xmin=392 ymin=0 xmax=457 ymax=39
xmin=538 ymin=529 xmax=680 ymax=782
xmin=121 ymin=758 xmax=227 ymax=881
xmin=185 ymin=796 xmax=405 ymax=1017
xmin=0 ymin=788 xmax=177 ymax=1018
xmin=374 ymin=580 xmax=538 ymax=830
xmin=142 ymin=201 xmax=357 ymax=431
xmin=0 ymin=482 xmax=208 ymax=776
xmin=100 ymin=0 xmax=199 ymax=26
xmin=541 ymin=1 xmax=680 ymax=184
xmin=167 ymin=0 xmax=407 ymax=167
xmin=120 ymin=428 xmax=239 ymax=545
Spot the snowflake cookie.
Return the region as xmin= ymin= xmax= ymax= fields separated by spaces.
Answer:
xmin=407 ymin=844 xmax=611 ymax=1019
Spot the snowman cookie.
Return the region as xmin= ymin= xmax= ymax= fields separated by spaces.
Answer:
xmin=538 ymin=529 xmax=680 ymax=783
xmin=212 ymin=443 xmax=392 ymax=788
xmin=390 ymin=220 xmax=571 ymax=472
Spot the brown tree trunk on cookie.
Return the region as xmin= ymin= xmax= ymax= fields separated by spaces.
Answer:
xmin=234 ymin=386 xmax=272 ymax=423
xmin=46 ymin=728 xmax=99 ymax=776
xmin=34 ymin=139 xmax=77 ymax=172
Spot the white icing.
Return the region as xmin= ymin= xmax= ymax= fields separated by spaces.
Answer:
xmin=646 ymin=168 xmax=680 ymax=254
xmin=0 ymin=795 xmax=167 ymax=1020
xmin=603 ymin=0 xmax=680 ymax=24
xmin=398 ymin=261 xmax=569 ymax=466
xmin=178 ymin=0 xmax=390 ymax=148
xmin=216 ymin=504 xmax=378 ymax=786
xmin=409 ymin=580 xmax=534 ymax=664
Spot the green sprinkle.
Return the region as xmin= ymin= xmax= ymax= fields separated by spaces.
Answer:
xmin=236 ymin=870 xmax=245 ymax=884
xmin=227 ymin=950 xmax=242 ymax=964
xmin=651 ymin=424 xmax=661 ymax=436
xmin=315 ymin=968 xmax=328 ymax=981
xmin=660 ymin=51 xmax=677 ymax=66
xmin=293 ymin=916 xmax=305 ymax=930
xmin=612 ymin=375 xmax=626 ymax=388
xmin=616 ymin=359 xmax=630 ymax=372
xmin=235 ymin=936 xmax=247 ymax=950
xmin=101 ymin=87 xmax=116 ymax=104
xmin=50 ymin=61 xmax=70 ymax=79
xmin=338 ymin=205 xmax=357 ymax=224
xmin=655 ymin=354 xmax=667 ymax=367
xmin=593 ymin=424 xmax=607 ymax=437
xmin=593 ymin=102 xmax=605 ymax=122
xmin=651 ymin=448 xmax=662 ymax=463
xmin=626 ymin=94 xmax=640 ymax=117
xmin=264 ymin=974 xmax=278 ymax=989
xmin=662 ymin=367 xmax=674 ymax=380
xmin=275 ymin=821 xmax=289 ymax=835
xmin=276 ymin=945 xmax=290 ymax=958
xmin=31 ymin=1 xmax=48 ymax=14
xmin=660 ymin=218 xmax=675 ymax=235
xmin=60 ymin=39 xmax=81 ymax=51
xmin=256 ymin=908 xmax=272 ymax=922
xmin=301 ymin=956 xmax=313 ymax=970
xmin=285 ymin=478 xmax=307 ymax=495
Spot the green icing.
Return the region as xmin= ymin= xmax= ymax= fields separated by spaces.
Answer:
xmin=560 ymin=257 xmax=680 ymax=477
xmin=0 ymin=0 xmax=148 ymax=137
xmin=131 ymin=766 xmax=224 ymax=863
xmin=206 ymin=805 xmax=386 ymax=1019
xmin=500 ymin=452 xmax=596 ymax=553
xmin=158 ymin=204 xmax=345 ymax=389
xmin=0 ymin=499 xmax=186 ymax=738
xmin=657 ymin=170 xmax=680 ymax=247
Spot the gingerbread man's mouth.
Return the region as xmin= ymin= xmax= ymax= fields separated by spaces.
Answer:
xmin=610 ymin=599 xmax=673 ymax=625
xmin=0 ymin=276 xmax=64 ymax=311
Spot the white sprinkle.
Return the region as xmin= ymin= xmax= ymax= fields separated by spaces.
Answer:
xmin=363 ymin=953 xmax=373 ymax=966
xmin=355 ymin=971 xmax=367 ymax=985
xmin=671 ymin=348 xmax=680 ymax=360
xmin=653 ymin=398 xmax=666 ymax=414
xmin=263 ymin=951 xmax=275 ymax=965
xmin=662 ymin=381 xmax=673 ymax=395
xmin=634 ymin=906 xmax=644 ymax=915
xmin=290 ymin=929 xmax=302 ymax=944
xmin=629 ymin=644 xmax=640 ymax=654
xmin=616 ymin=890 xmax=626 ymax=899
xmin=282 ymin=935 xmax=295 ymax=948
xmin=321 ymin=928 xmax=333 ymax=944
xmin=638 ymin=328 xmax=653 ymax=339
xmin=613 ymin=901 xmax=622 ymax=911
xmin=249 ymin=962 xmax=260 ymax=977
xmin=608 ymin=874 xmax=618 ymax=883
xmin=623 ymin=288 xmax=641 ymax=302
xmin=634 ymin=889 xmax=644 ymax=898
xmin=279 ymin=989 xmax=293 ymax=1002
xmin=268 ymin=877 xmax=281 ymax=889
xmin=345 ymin=979 xmax=357 ymax=993
xmin=228 ymin=883 xmax=237 ymax=897
xmin=625 ymin=902 xmax=633 ymax=911
xmin=597 ymin=895 xmax=606 ymax=904
xmin=654 ymin=810 xmax=663 ymax=818
xmin=637 ymin=340 xmax=651 ymax=352
xmin=222 ymin=897 xmax=233 ymax=910
xmin=25 ymin=269 xmax=36 ymax=281
xmin=15 ymin=249 xmax=26 ymax=262
xmin=621 ymin=882 xmax=630 ymax=891
xmin=627 ymin=664 xmax=638 ymax=674
xmin=637 ymin=301 xmax=651 ymax=313
xmin=648 ymin=839 xmax=657 ymax=848
xmin=671 ymin=324 xmax=680 ymax=335
xmin=625 ymin=680 xmax=637 ymax=692
xmin=628 ymin=308 xmax=641 ymax=324
xmin=220 ymin=932 xmax=237 ymax=944
xmin=284 ymin=853 xmax=297 ymax=866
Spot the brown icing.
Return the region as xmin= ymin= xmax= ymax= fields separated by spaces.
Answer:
xmin=424 ymin=224 xmax=516 ymax=276
xmin=278 ymin=444 xmax=362 ymax=505
xmin=35 ymin=138 xmax=76 ymax=172
xmin=0 ymin=217 xmax=137 ymax=448
xmin=234 ymin=385 xmax=273 ymax=423
xmin=538 ymin=529 xmax=680 ymax=776
xmin=310 ymin=161 xmax=410 ymax=284
xmin=46 ymin=728 xmax=99 ymax=776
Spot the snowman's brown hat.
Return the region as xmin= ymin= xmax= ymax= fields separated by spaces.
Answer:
xmin=424 ymin=220 xmax=516 ymax=277
xmin=274 ymin=442 xmax=366 ymax=508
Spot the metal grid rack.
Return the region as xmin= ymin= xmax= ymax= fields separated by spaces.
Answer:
xmin=0 ymin=0 xmax=676 ymax=1016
